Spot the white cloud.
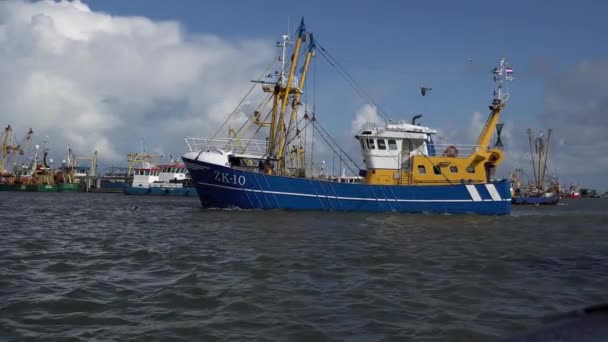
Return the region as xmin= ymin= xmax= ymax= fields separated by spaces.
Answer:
xmin=534 ymin=58 xmax=608 ymax=190
xmin=0 ymin=0 xmax=272 ymax=165
xmin=466 ymin=111 xmax=485 ymax=141
xmin=351 ymin=104 xmax=383 ymax=133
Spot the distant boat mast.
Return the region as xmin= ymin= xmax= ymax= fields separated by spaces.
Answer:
xmin=527 ymin=128 xmax=552 ymax=189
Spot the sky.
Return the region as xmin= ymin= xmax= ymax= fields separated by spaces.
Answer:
xmin=1 ymin=0 xmax=607 ymax=190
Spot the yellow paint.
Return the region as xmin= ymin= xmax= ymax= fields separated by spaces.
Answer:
xmin=365 ymin=169 xmax=400 ymax=185
xmin=267 ymin=93 xmax=280 ymax=158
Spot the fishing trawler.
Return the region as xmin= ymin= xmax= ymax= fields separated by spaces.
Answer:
xmin=148 ymin=162 xmax=197 ymax=196
xmin=123 ymin=153 xmax=197 ymax=196
xmin=54 ymin=145 xmax=85 ymax=192
xmin=511 ymin=129 xmax=560 ymax=205
xmin=0 ymin=127 xmax=60 ymax=192
xmin=123 ymin=152 xmax=161 ymax=195
xmin=182 ymin=19 xmax=513 ymax=214
xmin=564 ymin=185 xmax=581 ymax=199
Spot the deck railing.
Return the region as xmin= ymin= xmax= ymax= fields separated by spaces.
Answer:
xmin=429 ymin=144 xmax=485 ymax=158
xmin=185 ymin=137 xmax=268 ymax=156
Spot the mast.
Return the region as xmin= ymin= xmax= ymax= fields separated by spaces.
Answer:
xmin=282 ymin=33 xmax=316 ymax=171
xmin=0 ymin=125 xmax=11 ymax=172
xmin=274 ymin=18 xmax=306 ymax=174
xmin=528 ymin=129 xmax=537 ymax=188
xmin=15 ymin=128 xmax=33 ymax=167
xmin=267 ymin=33 xmax=291 ymax=157
xmin=475 ymin=58 xmax=513 ymax=150
xmin=528 ymin=128 xmax=552 ymax=190
xmin=539 ymin=129 xmax=551 ymax=189
xmin=537 ymin=132 xmax=543 ymax=188
xmin=542 ymin=129 xmax=552 ymax=189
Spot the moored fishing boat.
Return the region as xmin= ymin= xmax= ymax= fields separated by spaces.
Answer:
xmin=148 ymin=162 xmax=197 ymax=197
xmin=564 ymin=185 xmax=581 ymax=199
xmin=54 ymin=145 xmax=83 ymax=192
xmin=511 ymin=129 xmax=560 ymax=205
xmin=123 ymin=152 xmax=160 ymax=195
xmin=183 ymin=20 xmax=513 ymax=215
xmin=123 ymin=153 xmax=197 ymax=196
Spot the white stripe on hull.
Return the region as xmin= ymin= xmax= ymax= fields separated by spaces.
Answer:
xmin=465 ymin=185 xmax=482 ymax=202
xmin=485 ymin=184 xmax=503 ymax=201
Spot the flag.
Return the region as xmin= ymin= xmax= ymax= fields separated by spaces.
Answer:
xmin=505 ymin=66 xmax=514 ymax=80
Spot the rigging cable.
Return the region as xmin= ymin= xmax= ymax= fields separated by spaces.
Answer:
xmin=314 ymin=120 xmax=361 ymax=171
xmin=211 ymin=59 xmax=276 ymax=139
xmin=311 ymin=120 xmax=359 ymax=176
xmin=234 ymin=93 xmax=273 ymax=137
xmin=315 ymin=40 xmax=391 ymax=122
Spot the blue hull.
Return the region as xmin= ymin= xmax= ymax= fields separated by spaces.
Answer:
xmin=183 ymin=157 xmax=512 ymax=215
xmin=124 ymin=185 xmax=197 ymax=197
xmin=512 ymin=195 xmax=559 ymax=205
xmin=124 ymin=186 xmax=149 ymax=195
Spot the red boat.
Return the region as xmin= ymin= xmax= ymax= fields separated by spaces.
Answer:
xmin=564 ymin=185 xmax=581 ymax=199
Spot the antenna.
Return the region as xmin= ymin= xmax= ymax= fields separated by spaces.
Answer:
xmin=492 ymin=57 xmax=513 ymax=104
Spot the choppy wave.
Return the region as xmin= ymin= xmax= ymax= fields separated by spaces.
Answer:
xmin=1 ymin=193 xmax=607 ymax=341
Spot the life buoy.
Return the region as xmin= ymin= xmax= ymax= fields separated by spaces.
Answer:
xmin=443 ymin=145 xmax=459 ymax=157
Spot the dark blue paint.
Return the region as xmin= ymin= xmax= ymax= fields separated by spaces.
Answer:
xmin=184 ymin=157 xmax=511 ymax=215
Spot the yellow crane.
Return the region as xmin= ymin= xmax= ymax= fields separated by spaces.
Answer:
xmin=1 ymin=126 xmax=33 ymax=174
xmin=0 ymin=125 xmax=12 ymax=173
xmin=127 ymin=152 xmax=162 ymax=176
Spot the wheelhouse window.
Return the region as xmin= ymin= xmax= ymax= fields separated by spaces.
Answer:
xmin=450 ymin=166 xmax=458 ymax=173
xmin=388 ymin=139 xmax=398 ymax=150
xmin=377 ymin=139 xmax=386 ymax=150
xmin=368 ymin=139 xmax=376 ymax=149
xmin=418 ymin=165 xmax=426 ymax=174
xmin=433 ymin=166 xmax=441 ymax=175
xmin=467 ymin=167 xmax=475 ymax=173
xmin=360 ymin=139 xmax=365 ymax=150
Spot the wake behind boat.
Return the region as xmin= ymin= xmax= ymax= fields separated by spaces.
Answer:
xmin=183 ymin=19 xmax=513 ymax=215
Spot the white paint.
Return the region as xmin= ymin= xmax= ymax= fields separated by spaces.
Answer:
xmin=485 ymin=184 xmax=502 ymax=201
xmin=183 ymin=150 xmax=230 ymax=167
xmin=465 ymin=184 xmax=482 ymax=202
